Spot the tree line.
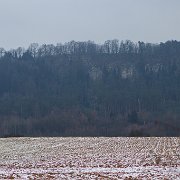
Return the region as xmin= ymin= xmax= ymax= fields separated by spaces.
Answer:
xmin=0 ymin=40 xmax=180 ymax=137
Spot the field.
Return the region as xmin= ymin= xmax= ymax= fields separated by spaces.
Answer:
xmin=0 ymin=137 xmax=179 ymax=179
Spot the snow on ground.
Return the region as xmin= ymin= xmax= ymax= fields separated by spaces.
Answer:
xmin=0 ymin=137 xmax=179 ymax=179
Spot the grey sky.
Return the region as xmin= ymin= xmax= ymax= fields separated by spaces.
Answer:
xmin=0 ymin=0 xmax=180 ymax=50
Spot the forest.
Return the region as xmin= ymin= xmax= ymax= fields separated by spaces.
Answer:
xmin=0 ymin=40 xmax=180 ymax=137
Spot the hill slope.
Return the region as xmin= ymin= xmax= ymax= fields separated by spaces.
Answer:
xmin=0 ymin=40 xmax=180 ymax=136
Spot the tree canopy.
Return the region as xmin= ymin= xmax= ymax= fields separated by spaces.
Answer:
xmin=0 ymin=40 xmax=180 ymax=137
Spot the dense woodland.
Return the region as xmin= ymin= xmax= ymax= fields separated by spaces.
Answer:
xmin=0 ymin=40 xmax=180 ymax=137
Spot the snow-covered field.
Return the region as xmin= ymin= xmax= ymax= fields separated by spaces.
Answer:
xmin=0 ymin=137 xmax=179 ymax=179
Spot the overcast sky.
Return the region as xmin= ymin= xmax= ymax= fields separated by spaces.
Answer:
xmin=0 ymin=0 xmax=180 ymax=49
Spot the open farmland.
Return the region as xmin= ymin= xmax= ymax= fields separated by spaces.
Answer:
xmin=0 ymin=137 xmax=179 ymax=179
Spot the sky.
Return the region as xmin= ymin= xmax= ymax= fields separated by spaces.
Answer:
xmin=0 ymin=0 xmax=180 ymax=50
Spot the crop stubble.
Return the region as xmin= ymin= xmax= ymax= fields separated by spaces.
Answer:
xmin=0 ymin=137 xmax=179 ymax=179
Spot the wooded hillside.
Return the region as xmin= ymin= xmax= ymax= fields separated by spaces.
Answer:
xmin=0 ymin=40 xmax=180 ymax=137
